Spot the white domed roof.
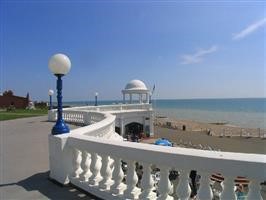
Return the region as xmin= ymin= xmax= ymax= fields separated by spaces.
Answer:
xmin=124 ymin=80 xmax=148 ymax=91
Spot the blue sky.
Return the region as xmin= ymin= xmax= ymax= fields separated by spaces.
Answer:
xmin=1 ymin=1 xmax=265 ymax=101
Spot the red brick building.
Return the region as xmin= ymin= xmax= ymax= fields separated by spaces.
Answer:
xmin=0 ymin=90 xmax=30 ymax=109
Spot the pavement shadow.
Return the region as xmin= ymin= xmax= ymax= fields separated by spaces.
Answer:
xmin=17 ymin=171 xmax=101 ymax=200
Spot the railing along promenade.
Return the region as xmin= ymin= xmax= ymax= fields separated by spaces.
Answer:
xmin=48 ymin=104 xmax=266 ymax=200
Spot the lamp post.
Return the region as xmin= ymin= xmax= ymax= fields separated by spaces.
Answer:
xmin=95 ymin=92 xmax=98 ymax=106
xmin=48 ymin=89 xmax=54 ymax=110
xmin=48 ymin=53 xmax=71 ymax=135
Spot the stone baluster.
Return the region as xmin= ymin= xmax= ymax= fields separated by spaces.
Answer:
xmin=79 ymin=151 xmax=91 ymax=181
xmin=124 ymin=160 xmax=140 ymax=199
xmin=99 ymin=155 xmax=113 ymax=190
xmin=197 ymin=172 xmax=213 ymax=200
xmin=157 ymin=166 xmax=173 ymax=200
xmin=171 ymin=170 xmax=180 ymax=200
xmin=89 ymin=153 xmax=102 ymax=186
xmin=110 ymin=157 xmax=125 ymax=195
xmin=175 ymin=170 xmax=191 ymax=200
xmin=247 ymin=179 xmax=263 ymax=200
xmin=139 ymin=162 xmax=156 ymax=200
xmin=72 ymin=148 xmax=82 ymax=178
xmin=220 ymin=176 xmax=236 ymax=200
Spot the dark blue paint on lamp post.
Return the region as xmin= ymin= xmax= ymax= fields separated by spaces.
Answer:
xmin=48 ymin=53 xmax=71 ymax=135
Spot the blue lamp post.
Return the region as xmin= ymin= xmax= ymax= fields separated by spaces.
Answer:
xmin=48 ymin=89 xmax=54 ymax=110
xmin=95 ymin=92 xmax=98 ymax=106
xmin=48 ymin=53 xmax=71 ymax=135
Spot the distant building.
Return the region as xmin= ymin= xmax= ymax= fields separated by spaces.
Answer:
xmin=0 ymin=90 xmax=30 ymax=109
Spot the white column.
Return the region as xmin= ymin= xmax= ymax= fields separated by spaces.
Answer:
xmin=146 ymin=93 xmax=149 ymax=104
xmin=149 ymin=112 xmax=154 ymax=137
xmin=130 ymin=94 xmax=132 ymax=104
xmin=139 ymin=162 xmax=156 ymax=199
xmin=110 ymin=157 xmax=125 ymax=195
xmin=72 ymin=148 xmax=82 ymax=178
xmin=123 ymin=93 xmax=125 ymax=104
xmin=197 ymin=172 xmax=213 ymax=199
xmin=247 ymin=179 xmax=263 ymax=200
xmin=124 ymin=160 xmax=140 ymax=199
xmin=157 ymin=166 xmax=173 ymax=200
xmin=79 ymin=151 xmax=91 ymax=181
xmin=220 ymin=176 xmax=237 ymax=200
xmin=89 ymin=153 xmax=102 ymax=186
xmin=139 ymin=94 xmax=142 ymax=104
xmin=99 ymin=155 xmax=113 ymax=190
xmin=120 ymin=118 xmax=125 ymax=137
xmin=175 ymin=170 xmax=191 ymax=200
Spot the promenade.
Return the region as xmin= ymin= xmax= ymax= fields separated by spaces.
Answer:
xmin=0 ymin=116 xmax=99 ymax=200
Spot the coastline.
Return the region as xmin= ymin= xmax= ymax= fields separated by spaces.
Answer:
xmin=154 ymin=116 xmax=266 ymax=138
xmin=146 ymin=116 xmax=266 ymax=154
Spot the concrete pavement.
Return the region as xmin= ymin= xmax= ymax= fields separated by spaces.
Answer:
xmin=0 ymin=116 xmax=100 ymax=200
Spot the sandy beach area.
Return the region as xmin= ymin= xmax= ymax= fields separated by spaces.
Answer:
xmin=154 ymin=117 xmax=266 ymax=138
xmin=141 ymin=117 xmax=266 ymax=154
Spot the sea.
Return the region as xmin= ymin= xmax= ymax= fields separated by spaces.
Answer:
xmin=65 ymin=98 xmax=266 ymax=129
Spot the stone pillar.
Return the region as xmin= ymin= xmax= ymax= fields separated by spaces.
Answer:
xmin=123 ymin=93 xmax=125 ymax=104
xmin=149 ymin=111 xmax=154 ymax=136
xmin=129 ymin=94 xmax=132 ymax=104
xmin=120 ymin=118 xmax=125 ymax=138
xmin=139 ymin=94 xmax=143 ymax=104
xmin=146 ymin=93 xmax=149 ymax=104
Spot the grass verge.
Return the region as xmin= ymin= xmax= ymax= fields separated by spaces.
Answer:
xmin=0 ymin=109 xmax=48 ymax=121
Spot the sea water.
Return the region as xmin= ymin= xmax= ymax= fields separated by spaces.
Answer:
xmin=65 ymin=98 xmax=266 ymax=129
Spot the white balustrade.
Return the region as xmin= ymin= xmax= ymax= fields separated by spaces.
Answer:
xmin=89 ymin=153 xmax=102 ymax=186
xmin=49 ymin=104 xmax=266 ymax=200
xmin=99 ymin=155 xmax=113 ymax=190
xmin=157 ymin=166 xmax=173 ymax=200
xmin=197 ymin=172 xmax=213 ymax=199
xmin=72 ymin=148 xmax=82 ymax=178
xmin=247 ymin=179 xmax=263 ymax=200
xmin=124 ymin=160 xmax=141 ymax=199
xmin=175 ymin=170 xmax=191 ymax=200
xmin=220 ymin=176 xmax=237 ymax=200
xmin=110 ymin=157 xmax=125 ymax=195
xmin=139 ymin=162 xmax=156 ymax=200
xmin=79 ymin=151 xmax=91 ymax=181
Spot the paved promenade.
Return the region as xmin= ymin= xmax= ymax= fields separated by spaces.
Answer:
xmin=0 ymin=116 xmax=99 ymax=200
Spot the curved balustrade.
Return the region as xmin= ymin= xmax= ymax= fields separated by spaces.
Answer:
xmin=49 ymin=105 xmax=266 ymax=200
xmin=50 ymin=134 xmax=266 ymax=200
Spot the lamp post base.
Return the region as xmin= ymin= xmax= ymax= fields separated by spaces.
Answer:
xmin=52 ymin=119 xmax=70 ymax=135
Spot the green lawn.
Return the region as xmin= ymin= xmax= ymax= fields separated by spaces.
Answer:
xmin=0 ymin=109 xmax=48 ymax=121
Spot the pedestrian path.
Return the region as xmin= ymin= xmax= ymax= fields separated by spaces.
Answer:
xmin=0 ymin=116 xmax=99 ymax=200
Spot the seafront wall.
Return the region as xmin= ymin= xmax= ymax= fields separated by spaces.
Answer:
xmin=48 ymin=104 xmax=266 ymax=200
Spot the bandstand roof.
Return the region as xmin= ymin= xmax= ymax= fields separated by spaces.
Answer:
xmin=122 ymin=79 xmax=149 ymax=94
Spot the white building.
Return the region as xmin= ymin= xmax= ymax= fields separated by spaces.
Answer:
xmin=49 ymin=79 xmax=154 ymax=139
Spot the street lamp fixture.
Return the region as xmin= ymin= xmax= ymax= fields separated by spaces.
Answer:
xmin=95 ymin=92 xmax=98 ymax=106
xmin=48 ymin=89 xmax=54 ymax=110
xmin=48 ymin=53 xmax=71 ymax=135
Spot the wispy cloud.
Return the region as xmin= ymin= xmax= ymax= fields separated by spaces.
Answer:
xmin=233 ymin=18 xmax=266 ymax=40
xmin=180 ymin=45 xmax=218 ymax=65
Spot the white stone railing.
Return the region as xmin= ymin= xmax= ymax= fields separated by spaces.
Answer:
xmin=50 ymin=134 xmax=266 ymax=200
xmin=48 ymin=110 xmax=106 ymax=125
xmin=49 ymin=105 xmax=265 ymax=199
xmin=65 ymin=103 xmax=152 ymax=112
xmin=48 ymin=103 xmax=152 ymax=123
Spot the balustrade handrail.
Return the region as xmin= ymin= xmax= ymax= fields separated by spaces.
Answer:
xmin=63 ymin=103 xmax=152 ymax=112
xmin=68 ymin=134 xmax=266 ymax=181
xmin=70 ymin=112 xmax=115 ymax=137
